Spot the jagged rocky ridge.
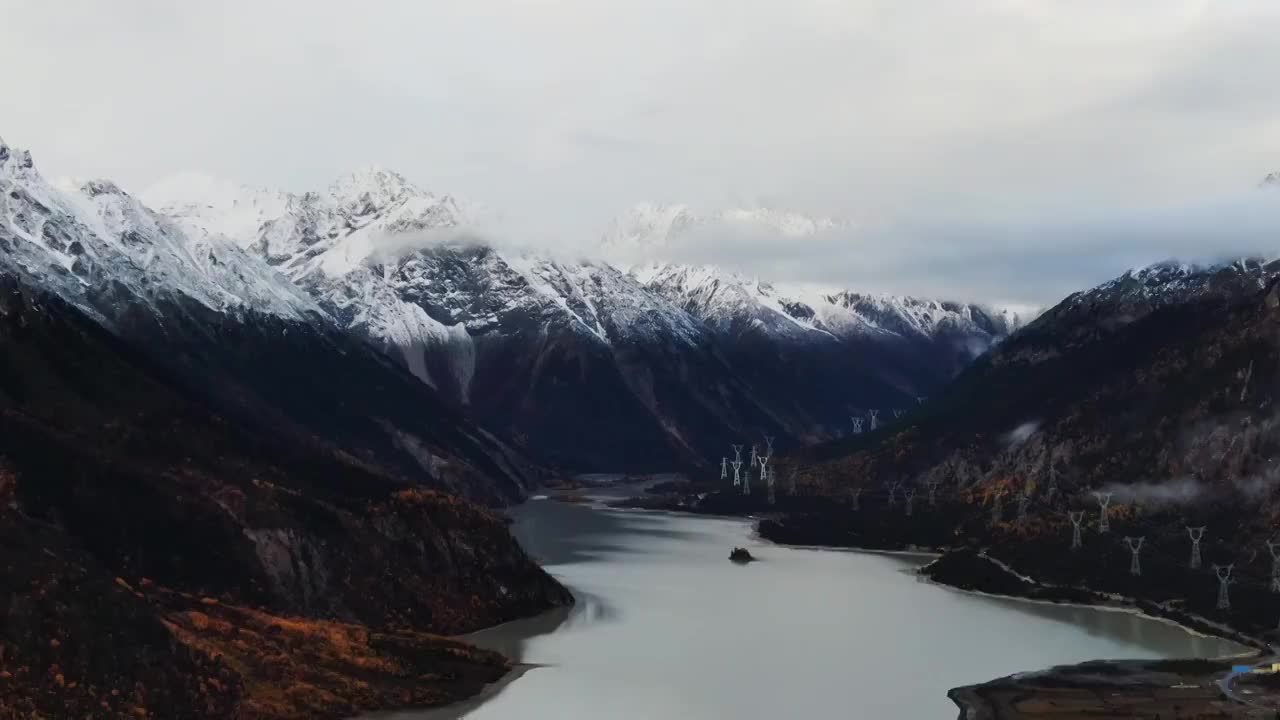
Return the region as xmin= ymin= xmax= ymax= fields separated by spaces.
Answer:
xmin=148 ymin=174 xmax=1023 ymax=471
xmin=0 ymin=137 xmax=571 ymax=718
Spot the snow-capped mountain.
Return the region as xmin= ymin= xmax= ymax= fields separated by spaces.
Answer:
xmin=633 ymin=261 xmax=1018 ymax=352
xmin=1033 ymin=258 xmax=1280 ymax=342
xmin=624 ymin=261 xmax=1024 ymax=438
xmin=148 ymin=168 xmax=487 ymax=391
xmin=1032 ymin=180 xmax=1280 ymax=340
xmin=0 ymin=137 xmax=323 ymax=326
xmin=146 ymin=167 xmax=472 ymax=271
xmin=147 ymin=171 xmax=1024 ymax=469
xmin=603 ymin=204 xmax=1025 ymax=432
xmin=149 ymin=171 xmax=779 ymax=468
xmin=605 ymin=201 xmax=1020 ymax=351
xmin=0 ymin=136 xmax=539 ymax=501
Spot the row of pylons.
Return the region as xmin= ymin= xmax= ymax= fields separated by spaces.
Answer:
xmin=720 ymin=434 xmax=793 ymax=503
xmin=712 ymin=435 xmax=1278 ymax=621
xmin=837 ymin=472 xmax=1280 ymax=619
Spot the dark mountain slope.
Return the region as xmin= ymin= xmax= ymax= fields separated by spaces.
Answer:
xmin=382 ymin=245 xmax=790 ymax=471
xmin=0 ymin=275 xmax=569 ymax=624
xmin=0 ymin=276 xmax=571 ymax=718
xmin=113 ymin=296 xmax=539 ymax=504
xmin=742 ymin=262 xmax=1280 ymax=638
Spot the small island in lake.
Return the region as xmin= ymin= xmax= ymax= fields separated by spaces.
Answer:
xmin=729 ymin=547 xmax=756 ymax=563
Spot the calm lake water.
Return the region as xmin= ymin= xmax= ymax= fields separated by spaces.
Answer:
xmin=380 ymin=487 xmax=1246 ymax=720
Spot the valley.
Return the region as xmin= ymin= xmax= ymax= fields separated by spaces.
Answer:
xmin=2 ymin=132 xmax=1278 ymax=718
xmin=6 ymin=4 xmax=1280 ymax=718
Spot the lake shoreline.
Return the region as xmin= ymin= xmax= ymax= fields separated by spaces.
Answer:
xmin=613 ymin=491 xmax=1267 ymax=652
xmin=394 ymin=489 xmax=1264 ymax=719
xmin=610 ymin=487 xmax=1275 ymax=717
xmin=361 ymin=663 xmax=545 ymax=720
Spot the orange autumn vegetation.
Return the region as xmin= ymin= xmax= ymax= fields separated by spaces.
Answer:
xmin=155 ymin=589 xmax=508 ymax=720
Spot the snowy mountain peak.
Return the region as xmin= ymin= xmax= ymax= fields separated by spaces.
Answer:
xmin=329 ymin=165 xmax=422 ymax=216
xmin=74 ymin=178 xmax=128 ymax=198
xmin=1263 ymin=172 xmax=1280 ymax=188
xmin=0 ymin=140 xmax=324 ymax=325
xmin=632 ymin=259 xmax=1020 ymax=349
xmin=0 ymin=139 xmax=34 ymax=176
xmin=146 ymin=166 xmax=475 ymax=278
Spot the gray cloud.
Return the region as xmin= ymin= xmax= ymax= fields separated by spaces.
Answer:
xmin=1003 ymin=422 xmax=1040 ymax=448
xmin=1100 ymin=477 xmax=1205 ymax=506
xmin=3 ymin=1 xmax=1280 ymax=307
xmin=614 ymin=190 xmax=1280 ymax=307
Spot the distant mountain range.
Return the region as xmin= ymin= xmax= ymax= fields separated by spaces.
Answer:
xmin=146 ymin=170 xmax=1025 ymax=471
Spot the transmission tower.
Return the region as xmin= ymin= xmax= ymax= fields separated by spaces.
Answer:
xmin=1124 ymin=537 xmax=1145 ymax=576
xmin=1092 ymin=491 xmax=1113 ymax=533
xmin=1214 ymin=564 xmax=1234 ymax=610
xmin=1187 ymin=526 xmax=1206 ymax=570
xmin=1068 ymin=511 xmax=1085 ymax=550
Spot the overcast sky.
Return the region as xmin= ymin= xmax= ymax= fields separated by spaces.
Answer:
xmin=3 ymin=1 xmax=1280 ymax=307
